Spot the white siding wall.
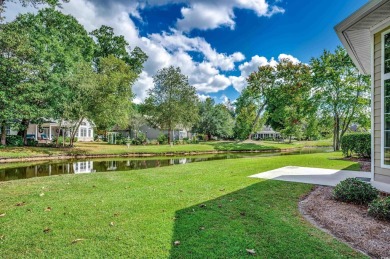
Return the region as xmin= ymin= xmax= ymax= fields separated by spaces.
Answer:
xmin=374 ymin=28 xmax=390 ymax=184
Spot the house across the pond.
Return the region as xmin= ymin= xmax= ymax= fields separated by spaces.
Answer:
xmin=253 ymin=126 xmax=281 ymax=140
xmin=5 ymin=119 xmax=94 ymax=142
xmin=335 ymin=0 xmax=390 ymax=188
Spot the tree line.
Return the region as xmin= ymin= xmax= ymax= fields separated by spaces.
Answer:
xmin=1 ymin=7 xmax=147 ymax=146
xmin=235 ymin=47 xmax=370 ymax=150
xmin=1 ymin=1 xmax=371 ymax=151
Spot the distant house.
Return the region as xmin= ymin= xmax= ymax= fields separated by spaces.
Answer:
xmin=253 ymin=126 xmax=281 ymax=140
xmin=335 ymin=0 xmax=390 ymax=188
xmin=114 ymin=124 xmax=193 ymax=140
xmin=7 ymin=119 xmax=94 ymax=142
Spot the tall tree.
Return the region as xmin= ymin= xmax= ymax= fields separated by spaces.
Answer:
xmin=245 ymin=65 xmax=276 ymax=139
xmin=193 ymin=98 xmax=234 ymax=140
xmin=92 ymin=55 xmax=137 ymax=130
xmin=90 ymin=25 xmax=148 ymax=75
xmin=311 ymin=47 xmax=370 ymax=150
xmin=0 ymin=21 xmax=38 ymax=145
xmin=65 ymin=55 xmax=137 ymax=145
xmin=143 ymin=66 xmax=199 ymax=144
xmin=265 ymin=59 xmax=313 ymax=142
xmin=10 ymin=8 xmax=95 ymax=144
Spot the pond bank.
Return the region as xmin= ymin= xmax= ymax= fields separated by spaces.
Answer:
xmin=0 ymin=147 xmax=332 ymax=163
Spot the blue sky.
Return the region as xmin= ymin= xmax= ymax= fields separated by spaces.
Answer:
xmin=7 ymin=0 xmax=368 ymax=103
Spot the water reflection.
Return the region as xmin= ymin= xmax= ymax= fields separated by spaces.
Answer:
xmin=0 ymin=148 xmax=332 ymax=182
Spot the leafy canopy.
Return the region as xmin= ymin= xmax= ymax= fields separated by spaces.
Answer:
xmin=143 ymin=66 xmax=199 ymax=142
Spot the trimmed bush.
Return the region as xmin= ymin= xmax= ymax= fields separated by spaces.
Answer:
xmin=368 ymin=197 xmax=390 ymax=220
xmin=6 ymin=135 xmax=23 ymax=147
xmin=26 ymin=139 xmax=38 ymax=146
xmin=333 ymin=178 xmax=379 ymax=205
xmin=341 ymin=133 xmax=371 ymax=158
xmin=157 ymin=133 xmax=168 ymax=145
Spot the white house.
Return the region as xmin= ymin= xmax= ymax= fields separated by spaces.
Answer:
xmin=335 ymin=0 xmax=390 ymax=189
xmin=7 ymin=118 xmax=95 ymax=142
xmin=253 ymin=126 xmax=281 ymax=140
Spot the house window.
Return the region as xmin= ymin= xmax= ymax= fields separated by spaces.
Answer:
xmin=88 ymin=129 xmax=92 ymax=137
xmin=80 ymin=128 xmax=87 ymax=137
xmin=383 ymin=31 xmax=390 ymax=166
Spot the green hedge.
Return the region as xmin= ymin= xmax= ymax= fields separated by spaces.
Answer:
xmin=333 ymin=178 xmax=379 ymax=205
xmin=6 ymin=135 xmax=23 ymax=147
xmin=368 ymin=197 xmax=390 ymax=220
xmin=341 ymin=133 xmax=371 ymax=158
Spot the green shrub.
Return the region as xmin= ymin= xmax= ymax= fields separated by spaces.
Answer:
xmin=341 ymin=133 xmax=371 ymax=158
xmin=368 ymin=197 xmax=390 ymax=220
xmin=53 ymin=136 xmax=72 ymax=145
xmin=132 ymin=133 xmax=147 ymax=145
xmin=6 ymin=135 xmax=23 ymax=147
xmin=157 ymin=133 xmax=168 ymax=145
xmin=26 ymin=139 xmax=38 ymax=146
xmin=333 ymin=178 xmax=379 ymax=205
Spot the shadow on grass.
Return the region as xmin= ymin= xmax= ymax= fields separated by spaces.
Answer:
xmin=208 ymin=142 xmax=280 ymax=151
xmin=168 ymin=180 xmax=360 ymax=258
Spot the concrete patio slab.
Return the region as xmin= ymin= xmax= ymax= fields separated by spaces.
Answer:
xmin=249 ymin=166 xmax=371 ymax=187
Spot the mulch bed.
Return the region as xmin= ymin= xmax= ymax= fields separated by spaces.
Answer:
xmin=299 ymin=186 xmax=390 ymax=258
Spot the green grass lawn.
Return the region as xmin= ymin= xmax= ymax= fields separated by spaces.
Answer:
xmin=0 ymin=139 xmax=333 ymax=159
xmin=0 ymin=152 xmax=367 ymax=258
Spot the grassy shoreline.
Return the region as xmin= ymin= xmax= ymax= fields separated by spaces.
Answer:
xmin=0 ymin=140 xmax=333 ymax=162
xmin=0 ymin=152 xmax=366 ymax=258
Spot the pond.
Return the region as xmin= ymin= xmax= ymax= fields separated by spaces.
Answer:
xmin=0 ymin=147 xmax=332 ymax=182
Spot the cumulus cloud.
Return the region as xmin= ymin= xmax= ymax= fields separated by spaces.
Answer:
xmin=4 ymin=0 xmax=288 ymax=102
xmin=278 ymin=54 xmax=300 ymax=64
xmin=175 ymin=0 xmax=285 ymax=32
xmin=150 ymin=31 xmax=244 ymax=71
xmin=230 ymin=54 xmax=301 ymax=92
xmin=198 ymin=94 xmax=212 ymax=101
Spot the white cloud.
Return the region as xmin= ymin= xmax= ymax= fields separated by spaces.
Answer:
xmin=278 ymin=54 xmax=300 ymax=64
xmin=3 ymin=1 xmax=42 ymax=22
xmin=230 ymin=54 xmax=300 ymax=93
xmin=149 ymin=31 xmax=245 ymax=71
xmin=174 ymin=0 xmax=284 ymax=32
xmin=177 ymin=3 xmax=235 ymax=32
xmin=198 ymin=94 xmax=212 ymax=101
xmin=4 ymin=0 xmax=288 ymax=101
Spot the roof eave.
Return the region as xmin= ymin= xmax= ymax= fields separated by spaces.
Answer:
xmin=334 ymin=0 xmax=386 ymax=75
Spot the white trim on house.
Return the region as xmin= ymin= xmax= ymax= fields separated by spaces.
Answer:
xmin=335 ymin=0 xmax=390 ymax=75
xmin=381 ymin=28 xmax=390 ymax=169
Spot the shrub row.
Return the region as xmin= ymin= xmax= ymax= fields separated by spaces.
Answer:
xmin=340 ymin=133 xmax=371 ymax=158
xmin=6 ymin=135 xmax=23 ymax=147
xmin=333 ymin=178 xmax=390 ymax=221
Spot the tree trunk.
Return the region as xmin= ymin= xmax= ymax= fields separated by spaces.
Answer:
xmin=63 ymin=128 xmax=66 ymax=147
xmin=289 ymin=135 xmax=292 ymax=144
xmin=168 ymin=128 xmax=171 ymax=144
xmin=333 ymin=115 xmax=341 ymax=151
xmin=55 ymin=120 xmax=62 ymax=147
xmin=70 ymin=117 xmax=84 ymax=147
xmin=1 ymin=121 xmax=6 ymax=146
xmin=248 ymin=102 xmax=266 ymax=140
xmin=207 ymin=133 xmax=211 ymax=141
xmin=18 ymin=119 xmax=30 ymax=146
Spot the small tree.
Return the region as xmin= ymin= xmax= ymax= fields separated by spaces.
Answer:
xmin=193 ymin=98 xmax=234 ymax=140
xmin=233 ymin=88 xmax=263 ymax=140
xmin=143 ymin=66 xmax=199 ymax=144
